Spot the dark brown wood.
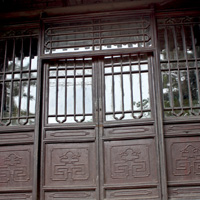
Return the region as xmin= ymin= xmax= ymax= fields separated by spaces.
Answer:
xmin=1 ymin=6 xmax=200 ymax=200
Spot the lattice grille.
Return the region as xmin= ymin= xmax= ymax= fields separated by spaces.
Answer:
xmin=104 ymin=54 xmax=151 ymax=121
xmin=46 ymin=58 xmax=93 ymax=124
xmin=158 ymin=16 xmax=200 ymax=117
xmin=44 ymin=15 xmax=152 ymax=54
xmin=0 ymin=36 xmax=38 ymax=126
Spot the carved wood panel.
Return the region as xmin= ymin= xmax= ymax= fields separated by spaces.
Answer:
xmin=0 ymin=145 xmax=33 ymax=190
xmin=166 ymin=137 xmax=200 ymax=184
xmin=104 ymin=139 xmax=158 ymax=185
xmin=44 ymin=143 xmax=96 ymax=187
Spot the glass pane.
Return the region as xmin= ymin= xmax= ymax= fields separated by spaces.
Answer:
xmin=23 ymin=38 xmax=30 ymax=70
xmin=48 ymin=79 xmax=56 ymax=115
xmin=133 ymin=73 xmax=141 ymax=110
xmin=3 ymin=82 xmax=11 ymax=118
xmin=85 ymin=77 xmax=92 ymax=114
xmin=162 ymin=72 xmax=170 ymax=108
xmin=0 ymin=41 xmax=5 ymax=72
xmin=67 ymin=78 xmax=74 ymax=115
xmin=158 ymin=16 xmax=200 ymax=117
xmin=12 ymin=81 xmax=20 ymax=117
xmin=57 ymin=78 xmax=65 ymax=115
xmin=181 ymin=70 xmax=189 ymax=107
xmin=123 ymin=74 xmax=131 ymax=111
xmin=21 ymin=81 xmax=28 ymax=117
xmin=0 ymin=34 xmax=38 ymax=126
xmin=29 ymin=80 xmax=37 ymax=115
xmin=31 ymin=38 xmax=38 ymax=70
xmin=104 ymin=54 xmax=150 ymax=121
xmin=14 ymin=39 xmax=22 ymax=71
xmin=76 ymin=77 xmax=83 ymax=115
xmin=6 ymin=40 xmax=13 ymax=71
xmin=189 ymin=70 xmax=200 ymax=107
xmin=142 ymin=73 xmax=150 ymax=109
xmin=105 ymin=76 xmax=112 ymax=113
xmin=47 ymin=58 xmax=93 ymax=124
xmin=184 ymin=26 xmax=195 ymax=59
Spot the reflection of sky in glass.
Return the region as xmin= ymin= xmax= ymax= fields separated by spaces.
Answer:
xmin=48 ymin=62 xmax=93 ymax=123
xmin=105 ymin=71 xmax=150 ymax=113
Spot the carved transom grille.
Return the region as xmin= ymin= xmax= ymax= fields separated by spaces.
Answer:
xmin=44 ymin=14 xmax=152 ymax=54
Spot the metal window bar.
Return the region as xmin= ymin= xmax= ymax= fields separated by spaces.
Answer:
xmin=165 ymin=27 xmax=175 ymax=115
xmin=173 ymin=26 xmax=184 ymax=116
xmin=0 ymin=41 xmax=7 ymax=123
xmin=55 ymin=63 xmax=59 ymax=123
xmin=44 ymin=16 xmax=151 ymax=54
xmin=182 ymin=25 xmax=194 ymax=115
xmin=0 ymin=36 xmax=38 ymax=126
xmin=138 ymin=54 xmax=144 ymax=119
xmin=8 ymin=39 xmax=15 ymax=126
xmin=18 ymin=38 xmax=23 ymax=125
xmin=159 ymin=17 xmax=200 ymax=117
xmin=47 ymin=58 xmax=93 ymax=124
xmin=104 ymin=54 xmax=150 ymax=121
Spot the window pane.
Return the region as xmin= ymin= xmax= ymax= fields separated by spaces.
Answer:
xmin=158 ymin=16 xmax=200 ymax=117
xmin=0 ymin=36 xmax=38 ymax=126
xmin=104 ymin=54 xmax=151 ymax=121
xmin=47 ymin=58 xmax=93 ymax=124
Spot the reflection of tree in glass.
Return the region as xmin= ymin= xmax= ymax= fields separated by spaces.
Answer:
xmin=133 ymin=98 xmax=150 ymax=110
xmin=3 ymin=55 xmax=36 ymax=126
xmin=162 ymin=68 xmax=199 ymax=117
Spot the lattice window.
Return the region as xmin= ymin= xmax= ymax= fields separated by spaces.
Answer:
xmin=0 ymin=28 xmax=38 ymax=126
xmin=104 ymin=54 xmax=151 ymax=121
xmin=158 ymin=16 xmax=200 ymax=117
xmin=44 ymin=14 xmax=152 ymax=54
xmin=45 ymin=58 xmax=93 ymax=124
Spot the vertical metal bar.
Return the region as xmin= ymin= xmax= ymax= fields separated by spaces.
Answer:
xmin=74 ymin=58 xmax=78 ymax=122
xmin=120 ymin=55 xmax=125 ymax=120
xmin=173 ymin=26 xmax=184 ymax=116
xmin=55 ymin=63 xmax=59 ymax=122
xmin=165 ymin=27 xmax=174 ymax=115
xmin=18 ymin=38 xmax=23 ymax=125
xmin=129 ymin=54 xmax=134 ymax=119
xmin=191 ymin=24 xmax=200 ymax=115
xmin=64 ymin=60 xmax=67 ymax=122
xmin=26 ymin=37 xmax=32 ymax=123
xmin=82 ymin=58 xmax=86 ymax=122
xmin=182 ymin=25 xmax=193 ymax=114
xmin=142 ymin=16 xmax=145 ymax=47
xmin=8 ymin=38 xmax=15 ymax=126
xmin=50 ymin=26 xmax=52 ymax=54
xmin=92 ymin=20 xmax=95 ymax=51
xmin=1 ymin=40 xmax=7 ymax=121
xmin=99 ymin=19 xmax=102 ymax=51
xmin=111 ymin=55 xmax=117 ymax=120
xmin=138 ymin=54 xmax=143 ymax=119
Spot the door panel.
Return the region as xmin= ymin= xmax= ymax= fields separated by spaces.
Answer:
xmin=158 ymin=15 xmax=200 ymax=199
xmin=41 ymin=57 xmax=98 ymax=200
xmin=41 ymin=53 xmax=161 ymax=200
xmin=99 ymin=54 xmax=160 ymax=199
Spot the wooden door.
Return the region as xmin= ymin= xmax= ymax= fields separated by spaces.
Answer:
xmin=40 ymin=53 xmax=161 ymax=199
